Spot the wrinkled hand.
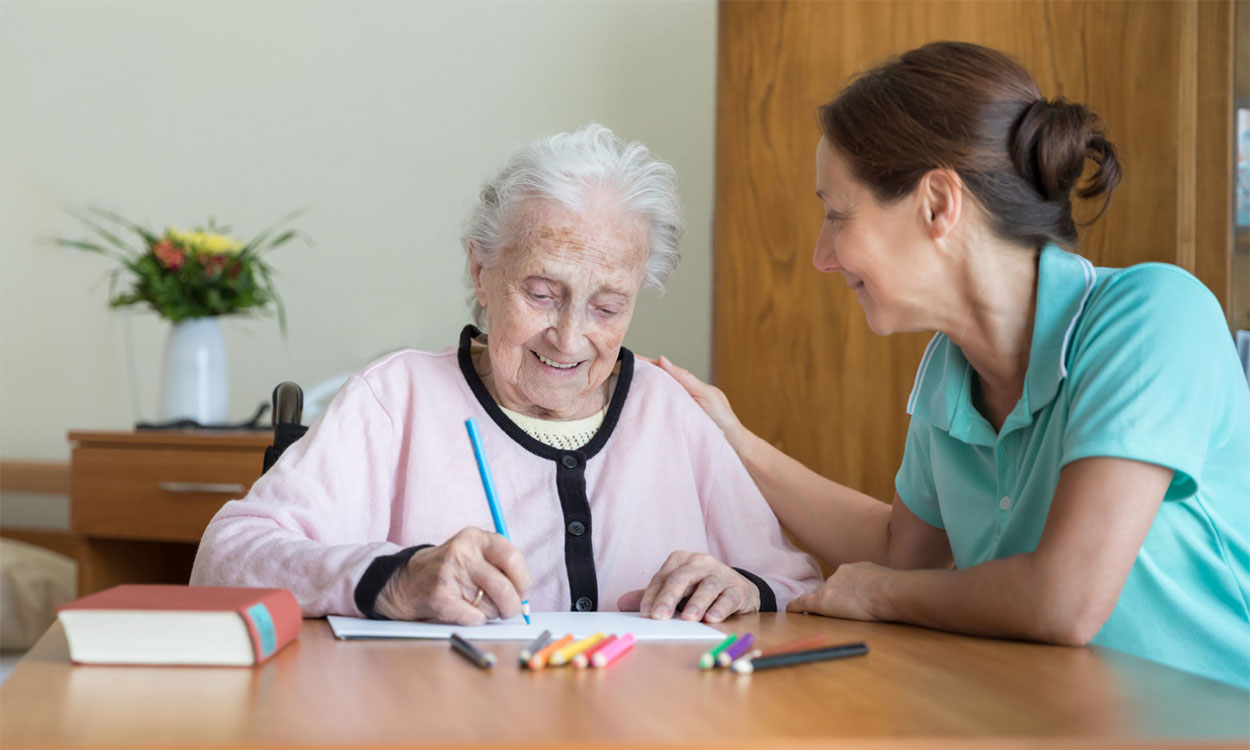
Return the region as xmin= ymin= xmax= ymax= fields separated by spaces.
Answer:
xmin=641 ymin=355 xmax=745 ymax=451
xmin=617 ymin=550 xmax=760 ymax=624
xmin=374 ymin=527 xmax=532 ymax=625
xmin=785 ymin=562 xmax=891 ymax=622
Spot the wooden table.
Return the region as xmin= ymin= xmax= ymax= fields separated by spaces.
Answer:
xmin=2 ymin=613 xmax=1246 ymax=748
xmin=68 ymin=431 xmax=270 ymax=596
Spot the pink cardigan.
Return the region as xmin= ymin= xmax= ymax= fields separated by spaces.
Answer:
xmin=190 ymin=327 xmax=821 ymax=617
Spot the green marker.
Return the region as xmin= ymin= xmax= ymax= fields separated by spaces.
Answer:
xmin=699 ymin=633 xmax=738 ymax=670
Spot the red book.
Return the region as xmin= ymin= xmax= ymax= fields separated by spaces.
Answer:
xmin=57 ymin=585 xmax=301 ymax=666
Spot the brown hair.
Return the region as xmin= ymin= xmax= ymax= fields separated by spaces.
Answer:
xmin=818 ymin=41 xmax=1121 ymax=249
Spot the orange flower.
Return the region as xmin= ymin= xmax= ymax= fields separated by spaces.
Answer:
xmin=152 ymin=240 xmax=185 ymax=271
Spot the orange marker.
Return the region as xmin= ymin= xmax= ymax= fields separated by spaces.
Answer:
xmin=527 ymin=634 xmax=573 ymax=670
xmin=755 ymin=634 xmax=830 ymax=659
xmin=590 ymin=633 xmax=635 ymax=668
xmin=574 ymin=634 xmax=618 ymax=668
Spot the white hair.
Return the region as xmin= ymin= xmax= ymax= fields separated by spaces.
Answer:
xmin=463 ymin=124 xmax=684 ymax=328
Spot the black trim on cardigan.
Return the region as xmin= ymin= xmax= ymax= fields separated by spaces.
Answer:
xmin=734 ymin=567 xmax=778 ymax=613
xmin=557 ymin=453 xmax=597 ymax=611
xmin=456 ymin=324 xmax=633 ymax=611
xmin=354 ymin=544 xmax=431 ymax=619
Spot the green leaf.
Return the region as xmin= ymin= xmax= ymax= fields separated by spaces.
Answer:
xmin=56 ymin=238 xmax=128 ymax=262
xmin=87 ymin=206 xmax=158 ymax=244
xmin=241 ymin=206 xmax=309 ymax=254
xmin=275 ymin=295 xmax=287 ymax=338
xmin=66 ymin=211 xmax=140 ymax=256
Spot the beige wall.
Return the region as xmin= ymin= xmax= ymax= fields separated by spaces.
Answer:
xmin=0 ymin=0 xmax=717 ymax=471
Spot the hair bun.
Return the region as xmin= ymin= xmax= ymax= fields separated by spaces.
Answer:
xmin=1011 ymin=97 xmax=1121 ymax=210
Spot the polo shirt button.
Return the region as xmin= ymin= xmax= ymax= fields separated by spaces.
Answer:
xmin=999 ymin=496 xmax=1012 ymax=511
xmin=567 ymin=520 xmax=586 ymax=536
xmin=561 ymin=455 xmax=579 ymax=469
xmin=575 ymin=596 xmax=594 ymax=611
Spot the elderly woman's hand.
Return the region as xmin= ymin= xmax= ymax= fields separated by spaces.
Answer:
xmin=647 ymin=355 xmax=747 ymax=452
xmin=617 ymin=550 xmax=760 ymax=624
xmin=374 ymin=527 xmax=532 ymax=625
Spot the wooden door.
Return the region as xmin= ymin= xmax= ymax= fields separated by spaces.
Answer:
xmin=714 ymin=0 xmax=1234 ymax=501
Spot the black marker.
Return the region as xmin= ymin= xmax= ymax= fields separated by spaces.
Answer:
xmin=732 ymin=641 xmax=868 ymax=674
xmin=450 ymin=633 xmax=496 ymax=669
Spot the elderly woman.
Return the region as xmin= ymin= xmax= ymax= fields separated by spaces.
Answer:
xmin=190 ymin=125 xmax=821 ymax=624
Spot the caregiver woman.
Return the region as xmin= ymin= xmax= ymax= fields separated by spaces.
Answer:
xmin=654 ymin=42 xmax=1250 ymax=688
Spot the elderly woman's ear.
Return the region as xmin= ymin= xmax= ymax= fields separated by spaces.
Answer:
xmin=468 ymin=243 xmax=489 ymax=308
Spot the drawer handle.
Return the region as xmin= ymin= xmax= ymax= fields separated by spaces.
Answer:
xmin=158 ymin=481 xmax=247 ymax=495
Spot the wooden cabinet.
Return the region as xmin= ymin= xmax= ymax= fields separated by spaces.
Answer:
xmin=68 ymin=431 xmax=269 ymax=596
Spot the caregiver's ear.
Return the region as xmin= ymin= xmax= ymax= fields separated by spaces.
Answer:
xmin=918 ymin=168 xmax=964 ymax=241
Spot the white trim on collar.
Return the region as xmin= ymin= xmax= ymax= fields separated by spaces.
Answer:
xmin=906 ymin=333 xmax=944 ymax=416
xmin=1058 ymin=255 xmax=1097 ymax=380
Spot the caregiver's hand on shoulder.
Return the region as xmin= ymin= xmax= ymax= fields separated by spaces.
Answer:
xmin=785 ymin=562 xmax=891 ymax=621
xmin=617 ymin=550 xmax=760 ymax=624
xmin=644 ymin=355 xmax=746 ymax=450
xmin=374 ymin=527 xmax=532 ymax=625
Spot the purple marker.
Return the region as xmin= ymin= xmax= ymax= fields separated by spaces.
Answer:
xmin=718 ymin=632 xmax=755 ymax=667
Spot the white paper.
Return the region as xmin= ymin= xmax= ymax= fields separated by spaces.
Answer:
xmin=326 ymin=612 xmax=726 ymax=641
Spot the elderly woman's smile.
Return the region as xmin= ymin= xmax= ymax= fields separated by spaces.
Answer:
xmin=472 ymin=196 xmax=650 ymax=421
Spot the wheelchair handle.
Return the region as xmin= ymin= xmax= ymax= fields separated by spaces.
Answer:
xmin=272 ymin=381 xmax=304 ymax=426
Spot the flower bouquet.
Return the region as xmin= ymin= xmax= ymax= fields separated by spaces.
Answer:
xmin=59 ymin=207 xmax=309 ymax=333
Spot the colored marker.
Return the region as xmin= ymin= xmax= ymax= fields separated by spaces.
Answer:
xmin=527 ymin=633 xmax=574 ymax=670
xmin=449 ymin=633 xmax=496 ymax=669
xmin=718 ymin=632 xmax=755 ymax=667
xmin=699 ymin=633 xmax=737 ymax=670
xmin=755 ymin=634 xmax=830 ymax=659
xmin=590 ymin=633 xmax=635 ymax=668
xmin=519 ymin=630 xmax=552 ymax=665
xmin=732 ymin=641 xmax=869 ymax=674
xmin=549 ymin=632 xmax=605 ymax=667
xmin=465 ymin=418 xmax=530 ymax=624
xmin=575 ymin=634 xmax=618 ymax=668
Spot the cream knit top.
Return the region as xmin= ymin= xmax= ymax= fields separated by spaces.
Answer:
xmin=498 ymin=404 xmax=608 ymax=450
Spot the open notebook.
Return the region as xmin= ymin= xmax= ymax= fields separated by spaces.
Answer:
xmin=327 ymin=612 xmax=725 ymax=641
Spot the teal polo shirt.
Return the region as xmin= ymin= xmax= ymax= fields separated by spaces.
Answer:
xmin=895 ymin=245 xmax=1250 ymax=688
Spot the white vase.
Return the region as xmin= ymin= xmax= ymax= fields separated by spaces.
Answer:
xmin=161 ymin=318 xmax=229 ymax=423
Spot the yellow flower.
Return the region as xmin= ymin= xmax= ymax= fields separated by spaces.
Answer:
xmin=165 ymin=228 xmax=244 ymax=256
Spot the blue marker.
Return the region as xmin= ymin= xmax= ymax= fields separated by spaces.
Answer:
xmin=464 ymin=418 xmax=531 ymax=624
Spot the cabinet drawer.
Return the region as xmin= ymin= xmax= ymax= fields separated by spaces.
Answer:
xmin=71 ymin=444 xmax=264 ymax=542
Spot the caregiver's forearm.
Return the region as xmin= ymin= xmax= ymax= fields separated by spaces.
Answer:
xmin=869 ymin=554 xmax=1107 ymax=646
xmin=735 ymin=428 xmax=892 ymax=567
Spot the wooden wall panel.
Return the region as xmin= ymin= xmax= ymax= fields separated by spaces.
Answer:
xmin=714 ymin=1 xmax=1234 ymax=500
xmin=1194 ymin=0 xmax=1236 ymax=318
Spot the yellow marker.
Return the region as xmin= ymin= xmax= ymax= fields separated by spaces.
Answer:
xmin=547 ymin=632 xmax=605 ymax=667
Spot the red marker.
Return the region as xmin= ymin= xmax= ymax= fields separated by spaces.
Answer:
xmin=575 ymin=634 xmax=618 ymax=668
